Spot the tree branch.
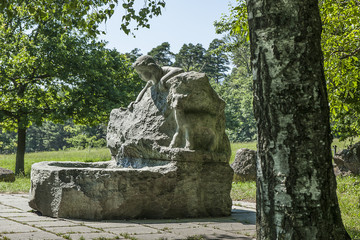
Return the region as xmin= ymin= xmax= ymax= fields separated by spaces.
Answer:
xmin=339 ymin=47 xmax=360 ymax=59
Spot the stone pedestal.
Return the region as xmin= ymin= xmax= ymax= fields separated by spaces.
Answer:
xmin=29 ymin=160 xmax=232 ymax=219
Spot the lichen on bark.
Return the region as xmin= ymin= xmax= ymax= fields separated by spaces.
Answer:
xmin=247 ymin=0 xmax=350 ymax=239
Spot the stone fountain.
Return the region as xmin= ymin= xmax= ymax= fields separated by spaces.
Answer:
xmin=29 ymin=55 xmax=233 ymax=220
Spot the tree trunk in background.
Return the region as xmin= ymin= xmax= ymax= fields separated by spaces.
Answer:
xmin=15 ymin=126 xmax=26 ymax=175
xmin=246 ymin=0 xmax=350 ymax=239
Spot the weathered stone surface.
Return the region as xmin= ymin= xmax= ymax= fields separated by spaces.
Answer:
xmin=29 ymin=161 xmax=233 ymax=219
xmin=333 ymin=142 xmax=360 ymax=175
xmin=231 ymin=148 xmax=257 ymax=181
xmin=29 ymin=55 xmax=233 ymax=220
xmin=0 ymin=168 xmax=15 ymax=182
xmin=106 ymin=71 xmax=230 ymax=164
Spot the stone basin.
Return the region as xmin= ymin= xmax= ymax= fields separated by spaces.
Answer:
xmin=42 ymin=158 xmax=171 ymax=169
xmin=29 ymin=160 xmax=232 ymax=220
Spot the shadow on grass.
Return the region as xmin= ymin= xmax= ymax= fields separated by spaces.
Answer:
xmin=0 ymin=175 xmax=30 ymax=193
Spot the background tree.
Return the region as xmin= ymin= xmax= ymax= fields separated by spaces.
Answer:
xmin=26 ymin=122 xmax=71 ymax=152
xmin=173 ymin=43 xmax=207 ymax=71
xmin=212 ymin=72 xmax=255 ymax=142
xmin=173 ymin=41 xmax=230 ymax=83
xmin=0 ymin=120 xmax=109 ymax=154
xmin=0 ymin=130 xmax=17 ymax=154
xmin=223 ymin=0 xmax=360 ymax=140
xmin=203 ymin=39 xmax=230 ymax=83
xmin=126 ymin=48 xmax=143 ymax=63
xmin=247 ymin=0 xmax=350 ymax=238
xmin=212 ymin=7 xmax=256 ymax=142
xmin=63 ymin=123 xmax=107 ymax=149
xmin=147 ymin=42 xmax=174 ymax=66
xmin=320 ymin=0 xmax=360 ymax=139
xmin=0 ymin=0 xmax=157 ymax=174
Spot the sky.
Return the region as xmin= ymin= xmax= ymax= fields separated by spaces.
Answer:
xmin=98 ymin=0 xmax=236 ymax=55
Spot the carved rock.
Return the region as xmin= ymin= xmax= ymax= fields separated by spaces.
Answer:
xmin=107 ymin=71 xmax=231 ymax=164
xmin=231 ymin=148 xmax=257 ymax=181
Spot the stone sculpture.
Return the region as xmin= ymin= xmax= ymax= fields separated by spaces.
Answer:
xmin=107 ymin=55 xmax=231 ymax=164
xmin=29 ymin=55 xmax=233 ymax=220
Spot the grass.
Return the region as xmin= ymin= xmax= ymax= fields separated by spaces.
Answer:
xmin=0 ymin=148 xmax=111 ymax=193
xmin=336 ymin=176 xmax=360 ymax=239
xmin=231 ymin=181 xmax=256 ymax=202
xmin=0 ymin=175 xmax=29 ymax=193
xmin=0 ymin=148 xmax=111 ymax=177
xmin=0 ymin=142 xmax=359 ymax=238
xmin=332 ymin=137 xmax=360 ymax=151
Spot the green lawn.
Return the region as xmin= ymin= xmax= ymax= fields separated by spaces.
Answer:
xmin=336 ymin=175 xmax=360 ymax=239
xmin=0 ymin=148 xmax=111 ymax=193
xmin=0 ymin=148 xmax=111 ymax=177
xmin=0 ymin=143 xmax=359 ymax=238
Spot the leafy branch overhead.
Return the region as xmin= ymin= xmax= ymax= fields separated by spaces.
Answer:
xmin=0 ymin=0 xmax=166 ymax=37
xmin=121 ymin=0 xmax=166 ymax=35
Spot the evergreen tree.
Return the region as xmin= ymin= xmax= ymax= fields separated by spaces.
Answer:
xmin=174 ymin=43 xmax=207 ymax=72
xmin=204 ymin=39 xmax=230 ymax=83
xmin=126 ymin=48 xmax=143 ymax=63
xmin=147 ymin=42 xmax=174 ymax=66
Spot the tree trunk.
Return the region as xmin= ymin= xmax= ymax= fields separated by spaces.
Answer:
xmin=246 ymin=0 xmax=350 ymax=239
xmin=15 ymin=126 xmax=27 ymax=175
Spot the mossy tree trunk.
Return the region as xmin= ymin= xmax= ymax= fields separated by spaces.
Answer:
xmin=247 ymin=0 xmax=350 ymax=239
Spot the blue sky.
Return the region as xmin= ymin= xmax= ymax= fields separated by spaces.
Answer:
xmin=98 ymin=0 xmax=236 ymax=55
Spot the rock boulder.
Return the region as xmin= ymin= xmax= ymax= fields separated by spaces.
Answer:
xmin=333 ymin=142 xmax=360 ymax=175
xmin=231 ymin=148 xmax=257 ymax=181
xmin=0 ymin=168 xmax=15 ymax=182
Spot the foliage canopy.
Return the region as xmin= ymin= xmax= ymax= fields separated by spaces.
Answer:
xmin=218 ymin=0 xmax=360 ymax=140
xmin=0 ymin=0 xmax=166 ymax=173
xmin=320 ymin=0 xmax=360 ymax=139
